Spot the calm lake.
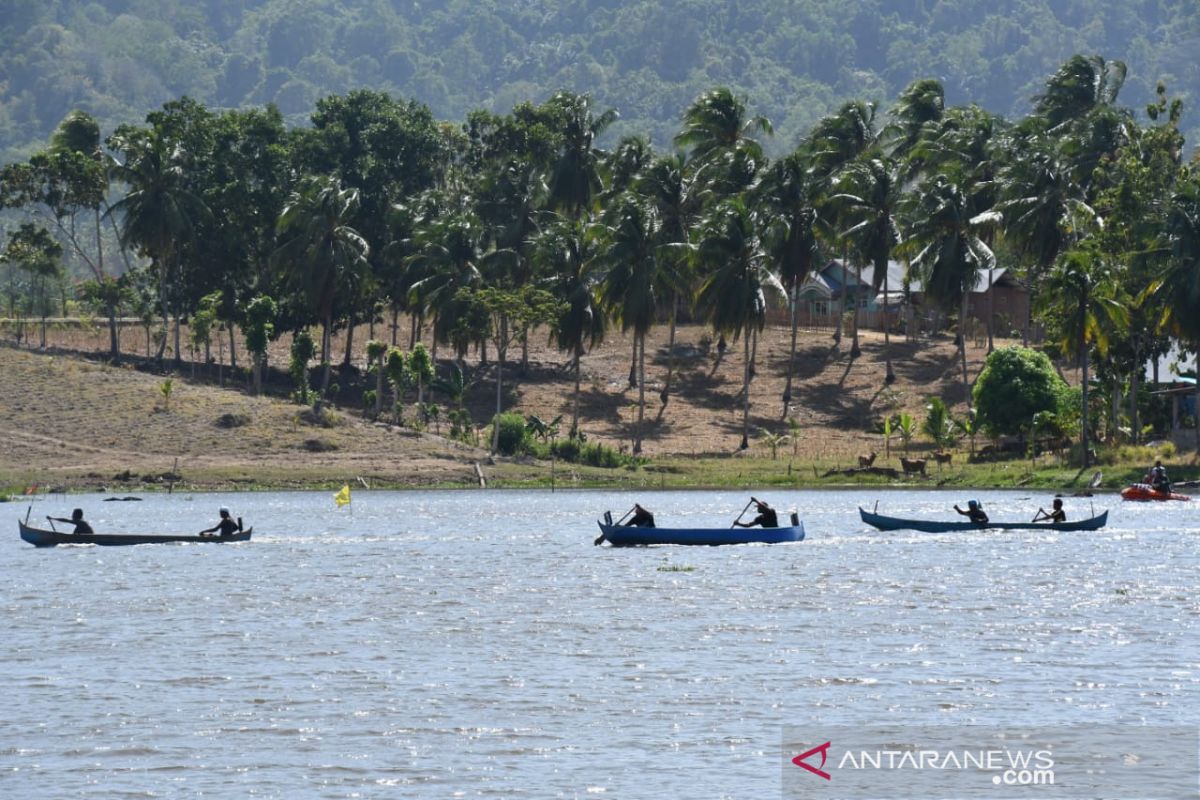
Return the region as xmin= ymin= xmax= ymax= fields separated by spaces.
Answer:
xmin=3 ymin=488 xmax=1197 ymax=798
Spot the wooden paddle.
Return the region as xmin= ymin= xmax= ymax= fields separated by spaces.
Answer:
xmin=595 ymin=505 xmax=637 ymax=546
xmin=45 ymin=515 xmax=57 ymax=532
xmin=730 ymin=497 xmax=757 ymax=528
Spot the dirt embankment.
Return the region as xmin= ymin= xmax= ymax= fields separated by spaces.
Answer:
xmin=0 ymin=319 xmax=1004 ymax=491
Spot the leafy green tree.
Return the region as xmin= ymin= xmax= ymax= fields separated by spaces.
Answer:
xmin=1 ymin=223 xmax=63 ymax=348
xmin=385 ymin=346 xmax=411 ymax=423
xmin=409 ymin=341 xmax=434 ymax=407
xmin=289 ymin=329 xmax=317 ymax=404
xmin=973 ymin=346 xmax=1070 ymax=441
xmin=365 ymin=339 xmax=389 ymax=417
xmin=459 ymin=286 xmax=563 ymax=453
xmin=243 ymin=295 xmax=277 ymax=396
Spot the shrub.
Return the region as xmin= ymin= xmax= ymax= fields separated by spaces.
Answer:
xmin=493 ymin=412 xmax=531 ymax=455
xmin=974 ymin=346 xmax=1070 ymax=439
xmin=215 ymin=412 xmax=251 ymax=429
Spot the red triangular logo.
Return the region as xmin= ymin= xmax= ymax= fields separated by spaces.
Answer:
xmin=792 ymin=741 xmax=832 ymax=780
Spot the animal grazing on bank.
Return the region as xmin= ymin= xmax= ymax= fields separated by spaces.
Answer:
xmin=858 ymin=451 xmax=877 ymax=468
xmin=932 ymin=451 xmax=953 ymax=466
xmin=900 ymin=457 xmax=927 ymax=476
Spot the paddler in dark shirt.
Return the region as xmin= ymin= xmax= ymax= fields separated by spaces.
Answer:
xmin=200 ymin=506 xmax=240 ymax=536
xmin=734 ymin=499 xmax=779 ymax=528
xmin=626 ymin=503 xmax=656 ymax=528
xmin=48 ymin=508 xmax=93 ymax=534
xmin=954 ymin=499 xmax=989 ymax=524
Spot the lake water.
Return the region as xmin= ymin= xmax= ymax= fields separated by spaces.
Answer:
xmin=2 ymin=489 xmax=1197 ymax=798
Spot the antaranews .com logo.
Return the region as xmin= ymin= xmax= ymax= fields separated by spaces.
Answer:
xmin=781 ymin=726 xmax=1197 ymax=799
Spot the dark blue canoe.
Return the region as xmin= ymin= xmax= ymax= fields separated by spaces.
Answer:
xmin=596 ymin=521 xmax=805 ymax=547
xmin=19 ymin=519 xmax=253 ymax=547
xmin=859 ymin=507 xmax=1108 ymax=533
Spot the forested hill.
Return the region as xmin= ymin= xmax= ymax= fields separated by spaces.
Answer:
xmin=2 ymin=0 xmax=1199 ymax=161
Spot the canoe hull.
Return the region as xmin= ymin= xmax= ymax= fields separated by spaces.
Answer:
xmin=1120 ymin=484 xmax=1190 ymax=502
xmin=19 ymin=520 xmax=252 ymax=547
xmin=597 ymin=522 xmax=804 ymax=546
xmin=859 ymin=507 xmax=1108 ymax=533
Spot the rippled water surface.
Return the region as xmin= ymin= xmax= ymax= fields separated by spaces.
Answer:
xmin=3 ymin=489 xmax=1197 ymax=797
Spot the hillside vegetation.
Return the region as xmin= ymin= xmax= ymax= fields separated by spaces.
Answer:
xmin=2 ymin=0 xmax=1198 ymax=161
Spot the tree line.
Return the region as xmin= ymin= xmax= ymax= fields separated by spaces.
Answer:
xmin=2 ymin=53 xmax=1199 ymax=462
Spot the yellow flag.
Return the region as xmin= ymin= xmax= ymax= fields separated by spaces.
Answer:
xmin=334 ymin=484 xmax=351 ymax=507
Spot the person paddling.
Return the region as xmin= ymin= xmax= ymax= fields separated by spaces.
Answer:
xmin=626 ymin=503 xmax=656 ymax=528
xmin=48 ymin=508 xmax=93 ymax=534
xmin=733 ymin=498 xmax=778 ymax=529
xmin=200 ymin=507 xmax=240 ymax=537
xmin=954 ymin=500 xmax=988 ymax=525
xmin=1032 ymin=498 xmax=1066 ymax=523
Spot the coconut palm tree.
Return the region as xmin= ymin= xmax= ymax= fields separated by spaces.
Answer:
xmin=882 ymin=78 xmax=945 ymax=163
xmin=995 ymin=135 xmax=1097 ymax=344
xmin=535 ymin=214 xmax=607 ymax=438
xmin=803 ymin=101 xmax=878 ymax=344
xmin=834 ymin=155 xmax=905 ymax=382
xmin=1040 ymin=246 xmax=1128 ymax=466
xmin=757 ymin=151 xmax=824 ymax=414
xmin=674 ymin=87 xmax=772 ymax=167
xmin=107 ymin=126 xmax=209 ymax=368
xmin=599 ymin=198 xmax=661 ymax=454
xmin=901 ymin=175 xmax=995 ymax=402
xmin=1033 ymin=55 xmax=1127 ymax=132
xmin=694 ymin=197 xmax=784 ymax=450
xmin=635 ymin=153 xmax=704 ymax=409
xmin=545 ymin=91 xmax=618 ymax=219
xmin=273 ymin=176 xmax=369 ymax=409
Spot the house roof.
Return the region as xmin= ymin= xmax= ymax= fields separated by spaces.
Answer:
xmin=810 ymin=260 xmax=1024 ymax=303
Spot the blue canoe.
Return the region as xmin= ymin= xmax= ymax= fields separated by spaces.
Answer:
xmin=596 ymin=521 xmax=805 ymax=547
xmin=859 ymin=507 xmax=1108 ymax=533
xmin=19 ymin=519 xmax=253 ymax=547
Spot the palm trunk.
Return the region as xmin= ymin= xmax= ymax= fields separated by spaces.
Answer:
xmin=834 ymin=249 xmax=847 ymax=343
xmin=783 ymin=280 xmax=799 ymax=417
xmin=1129 ymin=339 xmax=1140 ymax=445
xmin=375 ymin=357 xmax=384 ymax=417
xmin=850 ymin=262 xmax=862 ymax=357
xmin=628 ymin=338 xmax=637 ymax=388
xmin=173 ymin=314 xmax=182 ymax=370
xmin=1080 ymin=330 xmax=1090 ymax=467
xmin=958 ymin=292 xmax=970 ymax=404
xmin=491 ymin=350 xmax=504 ymax=453
xmin=882 ymin=268 xmax=894 ymax=383
xmin=342 ymin=319 xmax=355 ymax=367
xmin=391 ymin=307 xmax=399 ymax=346
xmin=228 ymin=325 xmax=237 ymax=370
xmin=987 ymin=265 xmax=995 ymax=352
xmin=661 ymin=292 xmax=678 ymax=408
xmin=317 ymin=316 xmax=332 ymax=412
xmin=634 ymin=331 xmax=645 ymax=454
xmin=571 ymin=348 xmax=582 ymax=437
xmin=740 ymin=330 xmax=751 ymax=449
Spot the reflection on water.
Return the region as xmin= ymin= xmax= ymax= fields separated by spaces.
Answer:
xmin=2 ymin=489 xmax=1196 ymax=798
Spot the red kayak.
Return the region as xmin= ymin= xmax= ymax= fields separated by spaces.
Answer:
xmin=1120 ymin=483 xmax=1191 ymax=502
